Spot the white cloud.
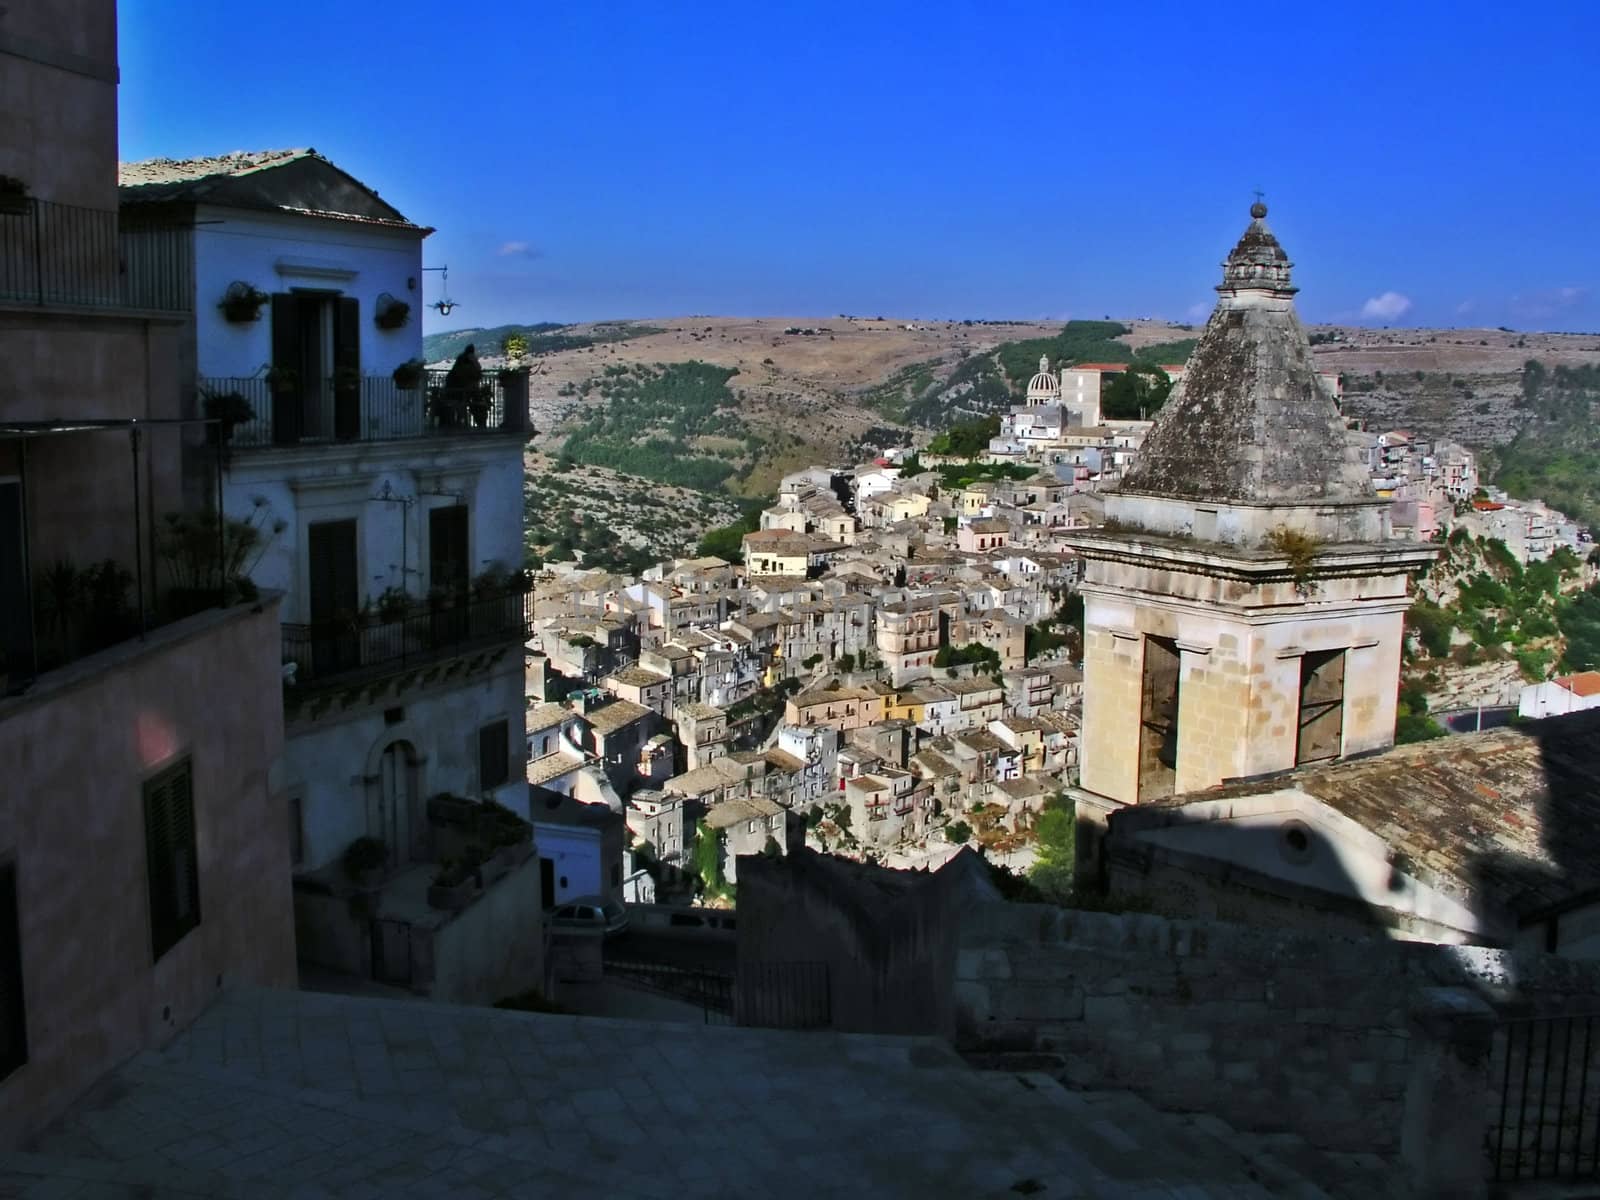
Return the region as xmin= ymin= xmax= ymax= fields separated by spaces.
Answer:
xmin=1360 ymin=291 xmax=1413 ymax=321
xmin=1455 ymin=299 xmax=1477 ymax=316
xmin=1509 ymin=286 xmax=1589 ymax=321
xmin=1184 ymin=302 xmax=1211 ymax=322
xmin=496 ymin=240 xmax=542 ymax=259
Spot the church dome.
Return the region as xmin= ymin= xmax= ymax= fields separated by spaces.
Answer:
xmin=1026 ymin=354 xmax=1060 ymax=401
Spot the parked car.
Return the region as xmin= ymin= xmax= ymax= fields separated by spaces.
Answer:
xmin=548 ymin=896 xmax=629 ymax=936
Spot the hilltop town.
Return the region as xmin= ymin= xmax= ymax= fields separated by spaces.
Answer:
xmin=10 ymin=6 xmax=1600 ymax=1195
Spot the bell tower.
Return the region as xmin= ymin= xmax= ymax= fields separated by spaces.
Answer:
xmin=1066 ymin=203 xmax=1435 ymax=811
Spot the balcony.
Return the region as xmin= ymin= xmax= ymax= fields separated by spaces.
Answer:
xmin=282 ymin=587 xmax=530 ymax=689
xmin=203 ymin=370 xmax=528 ymax=449
xmin=0 ymin=198 xmax=191 ymax=311
xmin=1 ymin=418 xmax=228 ymax=699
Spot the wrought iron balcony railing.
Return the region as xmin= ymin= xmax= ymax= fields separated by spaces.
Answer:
xmin=203 ymin=370 xmax=527 ymax=449
xmin=0 ymin=198 xmax=191 ymax=311
xmin=281 ymin=587 xmax=530 ymax=689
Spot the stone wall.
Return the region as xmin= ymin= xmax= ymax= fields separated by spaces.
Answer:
xmin=738 ymin=848 xmax=995 ymax=1038
xmin=954 ymin=902 xmax=1600 ymax=1156
xmin=0 ymin=600 xmax=297 ymax=1148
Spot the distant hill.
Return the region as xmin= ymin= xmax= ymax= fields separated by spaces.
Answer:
xmin=1489 ymin=362 xmax=1600 ymax=527
xmin=421 ymin=321 xmax=661 ymax=364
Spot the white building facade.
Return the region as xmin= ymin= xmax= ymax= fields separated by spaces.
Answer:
xmin=121 ymin=150 xmax=533 ymax=874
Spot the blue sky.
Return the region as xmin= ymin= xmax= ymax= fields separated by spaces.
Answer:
xmin=119 ymin=0 xmax=1599 ymax=334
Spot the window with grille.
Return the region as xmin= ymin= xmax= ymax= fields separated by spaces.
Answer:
xmin=479 ymin=720 xmax=510 ymax=792
xmin=144 ymin=758 xmax=200 ymax=961
xmin=0 ymin=861 xmax=27 ymax=1081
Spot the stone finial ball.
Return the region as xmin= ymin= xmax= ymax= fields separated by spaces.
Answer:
xmin=1250 ymin=201 xmax=1268 ymax=219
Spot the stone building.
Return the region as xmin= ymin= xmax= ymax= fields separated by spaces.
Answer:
xmin=1066 ymin=203 xmax=1435 ymax=816
xmin=0 ymin=0 xmax=298 ymax=1144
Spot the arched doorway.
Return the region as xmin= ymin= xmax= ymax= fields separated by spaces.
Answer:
xmin=369 ymin=740 xmax=425 ymax=866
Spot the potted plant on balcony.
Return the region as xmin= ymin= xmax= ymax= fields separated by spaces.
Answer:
xmin=201 ymin=387 xmax=255 ymax=450
xmin=342 ymin=836 xmax=388 ymax=889
xmin=219 ymin=281 xmax=270 ymax=323
xmin=480 ymin=802 xmax=534 ymax=873
xmin=375 ymin=586 xmax=412 ymax=624
xmin=0 ymin=175 xmax=29 ymax=217
xmin=373 ymin=294 xmax=410 ymax=330
xmin=266 ymin=364 xmax=299 ymax=394
xmin=427 ymin=857 xmax=479 ymax=911
xmin=392 ymin=358 xmax=426 ymax=390
xmin=427 ymin=792 xmax=477 ymax=828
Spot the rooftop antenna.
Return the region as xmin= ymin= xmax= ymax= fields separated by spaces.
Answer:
xmin=422 ymin=265 xmax=456 ymax=317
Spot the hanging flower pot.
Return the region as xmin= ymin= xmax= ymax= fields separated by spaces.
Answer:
xmin=374 ymin=293 xmax=410 ymax=330
xmin=219 ymin=281 xmax=270 ymax=323
xmin=392 ymin=358 xmax=426 ymax=390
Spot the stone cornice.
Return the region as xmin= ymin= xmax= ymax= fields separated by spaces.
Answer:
xmin=1064 ymin=529 xmax=1437 ymax=583
xmin=1077 ymin=579 xmax=1416 ymax=625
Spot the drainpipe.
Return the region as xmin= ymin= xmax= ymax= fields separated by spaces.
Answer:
xmin=131 ymin=424 xmax=147 ymax=637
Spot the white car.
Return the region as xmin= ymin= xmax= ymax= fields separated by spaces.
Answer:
xmin=547 ymin=896 xmax=628 ymax=936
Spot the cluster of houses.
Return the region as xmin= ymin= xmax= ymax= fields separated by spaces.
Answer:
xmin=527 ymin=459 xmax=1095 ymax=882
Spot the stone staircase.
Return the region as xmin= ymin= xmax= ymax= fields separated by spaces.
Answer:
xmin=0 ymin=986 xmax=1410 ymax=1199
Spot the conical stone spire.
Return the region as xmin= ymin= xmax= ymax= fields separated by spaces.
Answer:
xmin=1118 ymin=202 xmax=1368 ymax=506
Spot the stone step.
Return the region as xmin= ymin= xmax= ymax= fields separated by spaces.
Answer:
xmin=0 ymin=1147 xmax=259 ymax=1198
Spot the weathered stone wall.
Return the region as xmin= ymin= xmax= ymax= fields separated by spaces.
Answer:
xmin=1076 ymin=549 xmax=1416 ymax=803
xmin=954 ymin=902 xmax=1600 ymax=1156
xmin=738 ymin=849 xmax=989 ymax=1037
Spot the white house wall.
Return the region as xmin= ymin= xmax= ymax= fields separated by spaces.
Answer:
xmin=534 ymin=824 xmax=602 ymax=905
xmin=224 ymin=439 xmax=523 ymax=625
xmin=287 ymin=659 xmax=527 ymax=872
xmin=193 ymin=205 xmax=423 ymax=378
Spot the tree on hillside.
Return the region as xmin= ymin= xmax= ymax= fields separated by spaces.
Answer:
xmin=1101 ymin=362 xmax=1174 ymax=420
xmin=927 ymin=416 xmax=1001 ymax=458
xmin=1028 ymin=792 xmax=1076 ymax=903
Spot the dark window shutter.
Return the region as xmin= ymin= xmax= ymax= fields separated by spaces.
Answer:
xmin=307 ymin=520 xmax=360 ymax=675
xmin=144 ymin=758 xmax=201 ymax=961
xmin=0 ymin=861 xmax=27 ymax=1081
xmin=479 ymin=720 xmax=510 ymax=791
xmin=428 ymin=505 xmax=470 ymax=596
xmin=270 ymin=293 xmax=303 ymax=444
xmin=334 ymin=296 xmax=361 ymax=439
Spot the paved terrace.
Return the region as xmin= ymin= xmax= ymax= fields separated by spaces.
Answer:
xmin=2 ymin=987 xmax=1354 ymax=1198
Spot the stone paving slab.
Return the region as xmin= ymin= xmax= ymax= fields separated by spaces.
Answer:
xmin=3 ymin=987 xmax=1319 ymax=1198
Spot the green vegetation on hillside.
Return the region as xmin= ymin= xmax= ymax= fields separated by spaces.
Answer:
xmin=1395 ymin=679 xmax=1447 ymax=744
xmin=926 ymin=416 xmax=1000 ymax=456
xmin=1492 ymin=362 xmax=1600 ymax=528
xmin=1101 ymin=362 xmax=1175 ymax=420
xmin=524 ymin=465 xmax=739 ymax=576
xmin=934 ymin=643 xmax=1001 ymax=674
xmin=933 ymin=461 xmax=1037 ymax=490
xmin=866 ymin=321 xmax=1200 ymax=430
xmin=559 ymin=361 xmax=751 ymax=490
xmin=1404 ymin=533 xmax=1585 ymax=681
xmin=1558 ymin=581 xmax=1600 ymax=672
xmin=695 ymin=499 xmax=765 ymax=564
xmin=1027 ymin=793 xmax=1077 ymax=903
xmin=423 ymin=321 xmax=662 ymax=363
